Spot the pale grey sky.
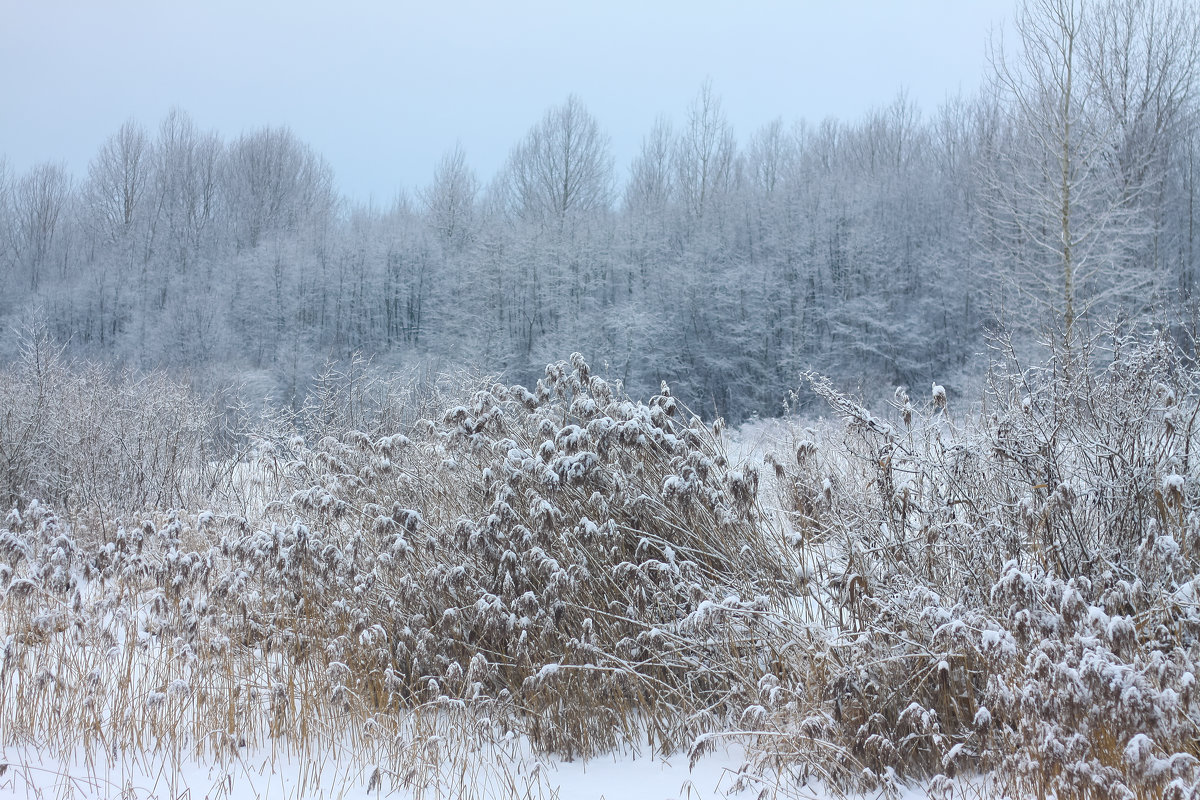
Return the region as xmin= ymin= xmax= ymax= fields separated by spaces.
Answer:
xmin=1 ymin=0 xmax=1015 ymax=204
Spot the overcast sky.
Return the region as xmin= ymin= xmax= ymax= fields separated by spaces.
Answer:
xmin=1 ymin=0 xmax=1015 ymax=204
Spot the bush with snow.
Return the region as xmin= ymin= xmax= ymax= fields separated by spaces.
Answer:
xmin=5 ymin=330 xmax=1200 ymax=799
xmin=732 ymin=327 xmax=1200 ymax=797
xmin=0 ymin=352 xmax=787 ymax=795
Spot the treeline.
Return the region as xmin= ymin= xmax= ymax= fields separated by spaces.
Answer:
xmin=1 ymin=0 xmax=1198 ymax=419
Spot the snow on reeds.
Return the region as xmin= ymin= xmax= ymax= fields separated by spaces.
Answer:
xmin=4 ymin=329 xmax=1200 ymax=798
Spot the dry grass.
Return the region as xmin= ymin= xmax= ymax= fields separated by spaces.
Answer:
xmin=0 ymin=351 xmax=787 ymax=797
xmin=728 ymin=327 xmax=1200 ymax=798
xmin=4 ymin=331 xmax=1200 ymax=798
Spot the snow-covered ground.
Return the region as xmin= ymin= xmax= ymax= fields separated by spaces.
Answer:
xmin=0 ymin=741 xmax=895 ymax=799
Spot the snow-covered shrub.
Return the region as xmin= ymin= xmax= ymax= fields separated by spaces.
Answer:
xmin=11 ymin=331 xmax=1200 ymax=798
xmin=229 ymin=352 xmax=788 ymax=757
xmin=0 ymin=353 xmax=793 ymax=794
xmin=0 ymin=331 xmax=226 ymax=517
xmin=0 ymin=352 xmax=785 ymax=771
xmin=734 ymin=327 xmax=1200 ymax=797
xmin=0 ymin=505 xmax=556 ymax=799
xmin=287 ymin=352 xmax=467 ymax=442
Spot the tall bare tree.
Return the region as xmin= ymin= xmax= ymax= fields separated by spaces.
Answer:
xmin=1086 ymin=0 xmax=1200 ymax=277
xmin=982 ymin=0 xmax=1199 ymax=342
xmin=0 ymin=158 xmax=12 ymax=285
xmin=674 ymin=80 xmax=736 ymax=222
xmin=13 ymin=162 xmax=71 ymax=292
xmin=224 ymin=125 xmax=336 ymax=251
xmin=625 ymin=116 xmax=675 ymax=215
xmin=149 ymin=108 xmax=224 ymax=272
xmin=501 ymin=95 xmax=613 ymax=230
xmin=82 ymin=120 xmax=151 ymax=244
xmin=419 ymin=142 xmax=479 ymax=253
xmin=982 ymin=0 xmax=1108 ymax=344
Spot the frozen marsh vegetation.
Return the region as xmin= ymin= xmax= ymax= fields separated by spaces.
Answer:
xmin=5 ymin=0 xmax=1200 ymax=795
xmin=4 ymin=330 xmax=1200 ymax=799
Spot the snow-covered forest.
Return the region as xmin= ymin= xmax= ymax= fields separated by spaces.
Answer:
xmin=1 ymin=0 xmax=1198 ymax=419
xmin=6 ymin=0 xmax=1200 ymax=798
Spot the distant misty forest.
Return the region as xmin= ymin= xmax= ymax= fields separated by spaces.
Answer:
xmin=1 ymin=4 xmax=1198 ymax=421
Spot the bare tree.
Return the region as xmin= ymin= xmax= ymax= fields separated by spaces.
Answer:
xmin=13 ymin=162 xmax=72 ymax=292
xmin=982 ymin=0 xmax=1200 ymax=342
xmin=419 ymin=142 xmax=479 ymax=253
xmin=1085 ymin=0 xmax=1200 ymax=275
xmin=0 ymin=158 xmax=12 ymax=284
xmin=746 ymin=118 xmax=793 ymax=197
xmin=224 ymin=125 xmax=336 ymax=251
xmin=982 ymin=0 xmax=1112 ymax=342
xmin=149 ymin=108 xmax=225 ymax=270
xmin=674 ymin=79 xmax=736 ymax=221
xmin=82 ymin=119 xmax=151 ymax=244
xmin=625 ymin=116 xmax=675 ymax=214
xmin=1087 ymin=0 xmax=1199 ymax=189
xmin=502 ymin=95 xmax=613 ymax=230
